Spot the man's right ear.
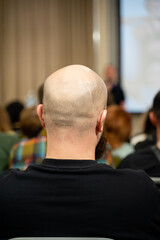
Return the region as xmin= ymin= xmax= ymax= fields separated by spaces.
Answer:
xmin=37 ymin=104 xmax=46 ymax=128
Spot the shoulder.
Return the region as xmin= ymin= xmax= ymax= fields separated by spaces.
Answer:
xmin=112 ymin=84 xmax=124 ymax=93
xmin=116 ymin=168 xmax=160 ymax=203
xmin=96 ymin=162 xmax=149 ymax=184
xmin=12 ymin=136 xmax=46 ymax=149
xmin=0 ymin=168 xmax=18 ymax=182
xmin=97 ymin=164 xmax=160 ymax=198
xmin=118 ymin=147 xmax=153 ymax=168
xmin=0 ymin=131 xmax=19 ymax=146
xmin=127 ymin=147 xmax=152 ymax=159
xmin=0 ymin=168 xmax=29 ymax=189
xmin=112 ymin=143 xmax=134 ymax=158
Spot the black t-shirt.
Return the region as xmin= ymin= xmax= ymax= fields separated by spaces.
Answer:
xmin=0 ymin=159 xmax=160 ymax=239
xmin=118 ymin=146 xmax=160 ymax=177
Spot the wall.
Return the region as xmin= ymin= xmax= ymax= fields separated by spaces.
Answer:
xmin=93 ymin=0 xmax=119 ymax=77
xmin=0 ymin=0 xmax=93 ymax=105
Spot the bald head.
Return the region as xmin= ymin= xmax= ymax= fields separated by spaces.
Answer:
xmin=43 ymin=65 xmax=107 ymax=131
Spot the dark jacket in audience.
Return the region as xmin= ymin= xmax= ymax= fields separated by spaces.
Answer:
xmin=118 ymin=145 xmax=160 ymax=177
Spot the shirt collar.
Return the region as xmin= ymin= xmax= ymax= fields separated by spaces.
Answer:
xmin=42 ymin=158 xmax=97 ymax=168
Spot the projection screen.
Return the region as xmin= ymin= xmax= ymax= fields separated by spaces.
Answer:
xmin=120 ymin=0 xmax=160 ymax=113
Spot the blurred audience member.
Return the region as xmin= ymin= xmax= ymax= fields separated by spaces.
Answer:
xmin=0 ymin=106 xmax=19 ymax=172
xmin=95 ymin=135 xmax=107 ymax=161
xmin=0 ymin=105 xmax=13 ymax=134
xmin=6 ymin=100 xmax=24 ymax=134
xmin=118 ymin=90 xmax=160 ymax=177
xmin=9 ymin=106 xmax=46 ymax=170
xmin=95 ymin=131 xmax=114 ymax=166
xmin=37 ymin=83 xmax=46 ymax=137
xmin=38 ymin=83 xmax=44 ymax=104
xmin=95 ymin=132 xmax=108 ymax=164
xmin=134 ymin=109 xmax=156 ymax=150
xmin=104 ymin=64 xmax=125 ymax=107
xmin=105 ymin=105 xmax=134 ymax=168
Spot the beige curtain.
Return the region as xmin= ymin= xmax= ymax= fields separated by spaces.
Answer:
xmin=92 ymin=0 xmax=119 ymax=77
xmin=0 ymin=0 xmax=93 ymax=105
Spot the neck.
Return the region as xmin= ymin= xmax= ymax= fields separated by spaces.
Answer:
xmin=46 ymin=129 xmax=96 ymax=160
xmin=107 ymin=136 xmax=124 ymax=150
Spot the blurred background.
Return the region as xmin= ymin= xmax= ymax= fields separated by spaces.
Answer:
xmin=0 ymin=0 xmax=160 ymax=136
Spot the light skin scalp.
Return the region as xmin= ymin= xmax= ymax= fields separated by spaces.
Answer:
xmin=37 ymin=65 xmax=107 ymax=160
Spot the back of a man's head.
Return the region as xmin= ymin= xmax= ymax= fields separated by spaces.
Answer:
xmin=42 ymin=65 xmax=107 ymax=134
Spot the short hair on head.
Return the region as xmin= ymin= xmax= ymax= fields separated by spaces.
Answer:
xmin=0 ymin=105 xmax=12 ymax=132
xmin=152 ymin=90 xmax=160 ymax=125
xmin=43 ymin=65 xmax=107 ymax=131
xmin=38 ymin=84 xmax=44 ymax=104
xmin=143 ymin=108 xmax=156 ymax=134
xmin=20 ymin=107 xmax=42 ymax=138
xmin=105 ymin=105 xmax=132 ymax=142
xmin=6 ymin=101 xmax=24 ymax=124
xmin=95 ymin=134 xmax=107 ymax=160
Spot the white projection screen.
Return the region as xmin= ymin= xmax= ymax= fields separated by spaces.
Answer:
xmin=120 ymin=0 xmax=160 ymax=113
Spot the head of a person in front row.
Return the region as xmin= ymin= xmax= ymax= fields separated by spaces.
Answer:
xmin=37 ymin=65 xmax=107 ymax=160
xmin=105 ymin=105 xmax=132 ymax=148
xmin=105 ymin=64 xmax=117 ymax=91
xmin=20 ymin=106 xmax=42 ymax=138
xmin=149 ymin=90 xmax=160 ymax=146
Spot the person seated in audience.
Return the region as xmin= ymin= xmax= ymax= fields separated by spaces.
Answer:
xmin=0 ymin=65 xmax=160 ymax=239
xmin=96 ymin=133 xmax=114 ymax=167
xmin=0 ymin=106 xmax=19 ymax=172
xmin=104 ymin=105 xmax=134 ymax=168
xmin=104 ymin=64 xmax=125 ymax=107
xmin=37 ymin=83 xmax=46 ymax=137
xmin=9 ymin=106 xmax=46 ymax=170
xmin=95 ymin=131 xmax=108 ymax=164
xmin=118 ymin=90 xmax=160 ymax=177
xmin=0 ymin=105 xmax=17 ymax=135
xmin=134 ymin=108 xmax=156 ymax=150
xmin=6 ymin=100 xmax=24 ymax=134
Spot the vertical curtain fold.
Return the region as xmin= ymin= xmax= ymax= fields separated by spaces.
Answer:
xmin=0 ymin=0 xmax=93 ymax=105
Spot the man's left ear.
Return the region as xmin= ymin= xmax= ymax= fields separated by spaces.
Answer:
xmin=37 ymin=104 xmax=46 ymax=128
xmin=96 ymin=109 xmax=107 ymax=134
